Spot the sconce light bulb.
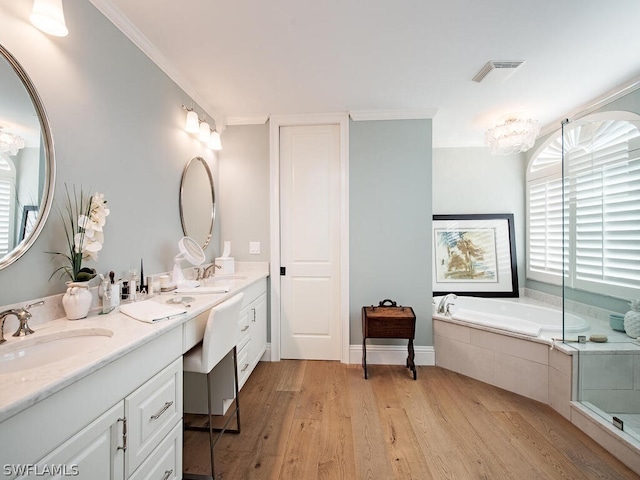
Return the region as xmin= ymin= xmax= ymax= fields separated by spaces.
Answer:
xmin=208 ymin=130 xmax=222 ymax=151
xmin=198 ymin=121 xmax=211 ymax=142
xmin=30 ymin=0 xmax=69 ymax=37
xmin=185 ymin=110 xmax=199 ymax=134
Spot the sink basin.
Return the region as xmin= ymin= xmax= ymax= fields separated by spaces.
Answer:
xmin=0 ymin=328 xmax=113 ymax=375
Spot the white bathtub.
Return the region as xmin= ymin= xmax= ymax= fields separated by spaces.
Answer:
xmin=434 ymin=295 xmax=590 ymax=339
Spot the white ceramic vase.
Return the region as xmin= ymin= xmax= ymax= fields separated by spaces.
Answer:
xmin=62 ymin=281 xmax=93 ymax=320
xmin=623 ymin=300 xmax=640 ymax=339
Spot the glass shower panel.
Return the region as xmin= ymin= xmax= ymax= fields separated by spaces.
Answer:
xmin=562 ymin=115 xmax=640 ymax=444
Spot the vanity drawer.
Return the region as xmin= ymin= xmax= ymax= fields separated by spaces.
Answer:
xmin=125 ymin=357 xmax=183 ymax=477
xmin=128 ymin=422 xmax=181 ymax=480
xmin=237 ymin=305 xmax=250 ymax=344
xmin=237 ymin=340 xmax=251 ymax=389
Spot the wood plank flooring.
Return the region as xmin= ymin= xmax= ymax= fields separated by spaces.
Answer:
xmin=183 ymin=361 xmax=639 ymax=480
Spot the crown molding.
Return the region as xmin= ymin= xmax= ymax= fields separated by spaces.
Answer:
xmin=88 ymin=0 xmax=221 ymax=123
xmin=539 ymin=75 xmax=640 ymax=138
xmin=225 ymin=114 xmax=270 ymax=126
xmin=349 ymin=109 xmax=438 ymax=121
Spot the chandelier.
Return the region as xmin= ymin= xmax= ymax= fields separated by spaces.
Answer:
xmin=0 ymin=129 xmax=26 ymax=156
xmin=484 ymin=114 xmax=540 ymax=155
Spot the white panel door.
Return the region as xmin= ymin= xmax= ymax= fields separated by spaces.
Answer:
xmin=280 ymin=124 xmax=341 ymax=360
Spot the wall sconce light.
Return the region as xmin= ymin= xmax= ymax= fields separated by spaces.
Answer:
xmin=208 ymin=130 xmax=222 ymax=151
xmin=181 ymin=105 xmax=223 ymax=150
xmin=30 ymin=0 xmax=69 ymax=37
xmin=198 ymin=121 xmax=211 ymax=143
xmin=184 ymin=108 xmax=199 ymax=134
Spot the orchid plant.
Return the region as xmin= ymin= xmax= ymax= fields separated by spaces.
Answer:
xmin=49 ymin=184 xmax=110 ymax=283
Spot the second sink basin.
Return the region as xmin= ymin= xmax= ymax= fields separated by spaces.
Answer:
xmin=0 ymin=328 xmax=113 ymax=375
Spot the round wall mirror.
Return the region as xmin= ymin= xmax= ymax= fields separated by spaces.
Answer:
xmin=179 ymin=156 xmax=215 ymax=249
xmin=0 ymin=43 xmax=55 ymax=270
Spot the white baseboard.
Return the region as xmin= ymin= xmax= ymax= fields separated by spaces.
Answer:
xmin=261 ymin=343 xmax=435 ymax=366
xmin=349 ymin=344 xmax=435 ymax=366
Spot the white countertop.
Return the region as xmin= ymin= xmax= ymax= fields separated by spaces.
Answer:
xmin=0 ymin=269 xmax=268 ymax=423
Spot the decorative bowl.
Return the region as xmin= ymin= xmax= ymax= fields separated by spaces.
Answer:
xmin=609 ymin=313 xmax=625 ymax=332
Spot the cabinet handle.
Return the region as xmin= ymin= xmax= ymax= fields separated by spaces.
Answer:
xmin=241 ymin=363 xmax=249 ymax=372
xmin=117 ymin=417 xmax=127 ymax=451
xmin=252 ymin=308 xmax=256 ymax=322
xmin=241 ymin=325 xmax=249 ymax=332
xmin=160 ymin=469 xmax=173 ymax=480
xmin=150 ymin=401 xmax=174 ymax=420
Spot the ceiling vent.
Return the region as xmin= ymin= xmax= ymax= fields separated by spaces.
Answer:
xmin=472 ymin=61 xmax=525 ymax=83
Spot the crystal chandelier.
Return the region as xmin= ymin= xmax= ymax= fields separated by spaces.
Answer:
xmin=484 ymin=114 xmax=540 ymax=155
xmin=0 ymin=129 xmax=26 ymax=156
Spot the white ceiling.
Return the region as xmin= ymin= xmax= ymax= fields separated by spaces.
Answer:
xmin=91 ymin=0 xmax=640 ymax=148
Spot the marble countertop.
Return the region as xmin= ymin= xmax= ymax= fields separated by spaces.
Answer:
xmin=0 ymin=267 xmax=268 ymax=423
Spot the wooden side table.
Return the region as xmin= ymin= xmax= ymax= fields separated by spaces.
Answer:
xmin=362 ymin=299 xmax=416 ymax=380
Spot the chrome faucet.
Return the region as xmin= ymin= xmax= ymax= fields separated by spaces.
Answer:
xmin=436 ymin=294 xmax=457 ymax=315
xmin=0 ymin=301 xmax=44 ymax=344
xmin=202 ymin=263 xmax=221 ymax=279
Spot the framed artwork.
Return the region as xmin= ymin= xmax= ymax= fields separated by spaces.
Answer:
xmin=432 ymin=214 xmax=518 ymax=297
xmin=19 ymin=205 xmax=38 ymax=242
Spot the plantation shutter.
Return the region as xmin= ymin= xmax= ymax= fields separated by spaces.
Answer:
xmin=0 ymin=158 xmax=13 ymax=255
xmin=569 ymin=133 xmax=640 ymax=292
xmin=528 ymin=175 xmax=565 ymax=279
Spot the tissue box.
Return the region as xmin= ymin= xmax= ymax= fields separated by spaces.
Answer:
xmin=215 ymin=257 xmax=235 ymax=275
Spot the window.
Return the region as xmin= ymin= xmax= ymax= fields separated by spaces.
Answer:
xmin=0 ymin=156 xmax=16 ymax=256
xmin=526 ymin=113 xmax=640 ymax=300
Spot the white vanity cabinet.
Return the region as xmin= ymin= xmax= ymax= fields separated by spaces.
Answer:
xmin=0 ymin=271 xmax=269 ymax=480
xmin=237 ymin=278 xmax=267 ymax=389
xmin=124 ymin=357 xmax=182 ymax=478
xmin=19 ymin=359 xmax=182 ymax=480
xmin=18 ymin=402 xmax=126 ymax=480
xmin=1 ymin=328 xmax=183 ymax=480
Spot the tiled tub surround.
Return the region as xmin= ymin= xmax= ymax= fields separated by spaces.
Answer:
xmin=433 ymin=292 xmax=640 ymax=474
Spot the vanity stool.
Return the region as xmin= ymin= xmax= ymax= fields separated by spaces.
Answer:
xmin=183 ymin=292 xmax=244 ymax=480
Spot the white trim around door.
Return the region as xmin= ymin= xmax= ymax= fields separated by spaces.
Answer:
xmin=269 ymin=113 xmax=350 ymax=363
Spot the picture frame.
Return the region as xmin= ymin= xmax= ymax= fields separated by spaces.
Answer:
xmin=19 ymin=205 xmax=38 ymax=243
xmin=432 ymin=213 xmax=518 ymax=297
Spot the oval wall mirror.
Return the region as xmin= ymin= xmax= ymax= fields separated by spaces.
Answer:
xmin=179 ymin=156 xmax=215 ymax=249
xmin=0 ymin=43 xmax=55 ymax=270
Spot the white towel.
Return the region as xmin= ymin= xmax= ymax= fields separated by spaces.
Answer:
xmin=119 ymin=299 xmax=187 ymax=323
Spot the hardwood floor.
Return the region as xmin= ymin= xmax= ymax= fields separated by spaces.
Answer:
xmin=183 ymin=361 xmax=639 ymax=479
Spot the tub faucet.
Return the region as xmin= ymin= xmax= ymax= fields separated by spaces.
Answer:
xmin=0 ymin=301 xmax=44 ymax=344
xmin=437 ymin=294 xmax=457 ymax=315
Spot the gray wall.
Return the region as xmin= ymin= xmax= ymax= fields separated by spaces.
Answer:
xmin=349 ymin=119 xmax=433 ymax=346
xmin=219 ymin=119 xmax=434 ymax=347
xmin=432 ymin=147 xmax=526 ymax=289
xmin=218 ymin=123 xmax=270 ymax=262
xmin=0 ymin=1 xmax=219 ymax=305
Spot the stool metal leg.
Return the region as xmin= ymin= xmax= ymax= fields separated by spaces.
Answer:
xmin=184 ymin=347 xmax=242 ymax=480
xmin=231 ymin=346 xmax=241 ymax=433
xmin=207 ymin=371 xmax=215 ymax=478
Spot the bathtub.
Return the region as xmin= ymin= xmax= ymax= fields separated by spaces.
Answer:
xmin=434 ymin=295 xmax=590 ymax=339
